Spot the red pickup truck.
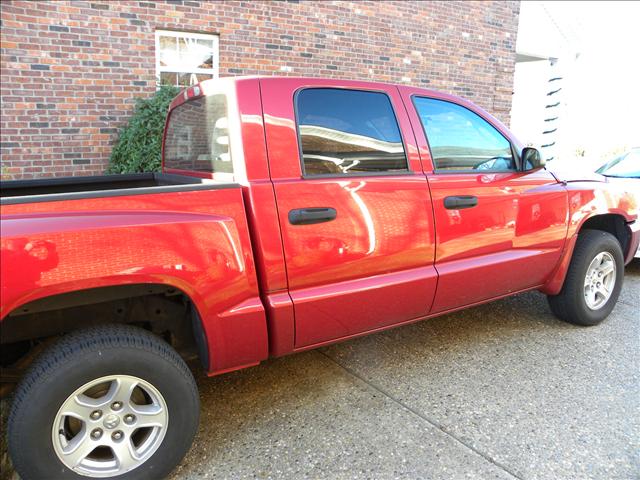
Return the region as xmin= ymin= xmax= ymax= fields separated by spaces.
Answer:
xmin=1 ymin=77 xmax=638 ymax=479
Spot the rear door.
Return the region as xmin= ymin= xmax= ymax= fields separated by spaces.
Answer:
xmin=260 ymin=78 xmax=437 ymax=348
xmin=400 ymin=88 xmax=568 ymax=312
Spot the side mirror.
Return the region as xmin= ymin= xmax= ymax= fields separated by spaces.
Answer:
xmin=522 ymin=147 xmax=545 ymax=170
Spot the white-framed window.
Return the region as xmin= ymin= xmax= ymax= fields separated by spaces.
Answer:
xmin=155 ymin=30 xmax=219 ymax=87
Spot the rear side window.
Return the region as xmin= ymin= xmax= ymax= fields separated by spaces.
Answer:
xmin=413 ymin=97 xmax=515 ymax=172
xmin=296 ymin=88 xmax=408 ymax=176
xmin=164 ymin=94 xmax=232 ymax=174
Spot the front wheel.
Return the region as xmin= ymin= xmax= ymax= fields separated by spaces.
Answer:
xmin=8 ymin=325 xmax=199 ymax=479
xmin=547 ymin=230 xmax=624 ymax=326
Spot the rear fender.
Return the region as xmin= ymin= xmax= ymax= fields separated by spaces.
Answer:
xmin=0 ymin=189 xmax=269 ymax=373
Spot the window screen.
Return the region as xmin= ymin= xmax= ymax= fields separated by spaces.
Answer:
xmin=164 ymin=94 xmax=232 ymax=173
xmin=296 ymin=88 xmax=408 ymax=176
xmin=413 ymin=97 xmax=515 ymax=172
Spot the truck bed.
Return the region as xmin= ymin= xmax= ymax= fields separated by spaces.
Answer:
xmin=0 ymin=173 xmax=236 ymax=205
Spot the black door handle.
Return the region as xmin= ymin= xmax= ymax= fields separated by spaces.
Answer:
xmin=289 ymin=207 xmax=337 ymax=225
xmin=444 ymin=196 xmax=478 ymax=209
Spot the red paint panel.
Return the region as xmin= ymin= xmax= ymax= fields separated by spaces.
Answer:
xmin=427 ymin=171 xmax=568 ymax=259
xmin=425 ymin=171 xmax=567 ymax=309
xmin=427 ymin=172 xmax=520 ymax=264
xmin=264 ymin=291 xmax=295 ymax=356
xmin=276 ymin=174 xmax=437 ymax=347
xmin=241 ymin=182 xmax=288 ymax=293
xmin=540 ymin=181 xmax=639 ymax=293
xmin=235 ymin=78 xmax=271 ymax=181
xmin=539 ymin=233 xmax=578 ymax=296
xmin=292 ymin=265 xmax=437 ymax=346
xmin=1 ymin=188 xmax=268 ymax=374
xmin=564 ymin=182 xmax=638 ymax=237
xmin=431 ymin=249 xmax=555 ymax=312
xmin=231 ymin=79 xmax=289 ymax=295
xmin=292 ymin=284 xmax=541 ymax=354
xmin=274 ymin=176 xmax=435 ymax=290
xmin=398 ymin=85 xmax=569 ymax=309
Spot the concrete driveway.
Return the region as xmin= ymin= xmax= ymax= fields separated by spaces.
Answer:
xmin=170 ymin=260 xmax=639 ymax=480
xmin=1 ymin=262 xmax=637 ymax=480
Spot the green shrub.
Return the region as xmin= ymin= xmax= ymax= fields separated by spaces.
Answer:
xmin=107 ymin=85 xmax=180 ymax=173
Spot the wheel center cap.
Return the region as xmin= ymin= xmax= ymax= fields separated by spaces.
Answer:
xmin=103 ymin=414 xmax=120 ymax=429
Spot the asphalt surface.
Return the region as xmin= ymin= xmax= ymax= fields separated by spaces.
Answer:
xmin=2 ymin=261 xmax=638 ymax=479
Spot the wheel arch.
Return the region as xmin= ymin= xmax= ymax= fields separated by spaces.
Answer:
xmin=578 ymin=213 xmax=631 ymax=256
xmin=0 ymin=281 xmax=211 ymax=374
xmin=541 ymin=212 xmax=632 ymax=295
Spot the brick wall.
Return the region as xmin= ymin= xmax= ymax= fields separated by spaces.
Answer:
xmin=0 ymin=0 xmax=520 ymax=180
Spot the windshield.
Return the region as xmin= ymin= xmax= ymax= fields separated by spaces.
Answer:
xmin=164 ymin=94 xmax=232 ymax=174
xmin=596 ymin=150 xmax=640 ymax=178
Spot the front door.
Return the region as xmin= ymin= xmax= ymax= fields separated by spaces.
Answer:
xmin=401 ymin=89 xmax=568 ymax=312
xmin=261 ymin=78 xmax=437 ymax=348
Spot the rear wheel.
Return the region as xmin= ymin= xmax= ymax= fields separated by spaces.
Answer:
xmin=8 ymin=325 xmax=199 ymax=479
xmin=547 ymin=230 xmax=624 ymax=326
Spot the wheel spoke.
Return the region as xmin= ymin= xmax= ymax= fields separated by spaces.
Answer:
xmin=112 ymin=438 xmax=140 ymax=471
xmin=60 ymin=428 xmax=96 ymax=467
xmin=131 ymin=403 xmax=167 ymax=428
xmin=60 ymin=396 xmax=98 ymax=420
xmin=104 ymin=377 xmax=139 ymax=405
xmin=589 ymin=289 xmax=598 ymax=307
xmin=600 ymin=262 xmax=614 ymax=277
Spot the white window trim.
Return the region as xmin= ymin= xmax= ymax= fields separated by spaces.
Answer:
xmin=155 ymin=30 xmax=219 ymax=86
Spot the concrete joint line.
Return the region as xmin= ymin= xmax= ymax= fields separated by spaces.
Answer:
xmin=317 ymin=350 xmax=524 ymax=480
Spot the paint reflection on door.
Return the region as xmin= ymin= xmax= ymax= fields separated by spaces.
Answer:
xmin=260 ymin=78 xmax=438 ymax=348
xmin=274 ymin=175 xmax=437 ymax=346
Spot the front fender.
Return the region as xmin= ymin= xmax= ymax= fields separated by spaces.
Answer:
xmin=565 ymin=182 xmax=637 ymax=235
xmin=540 ymin=181 xmax=638 ymax=294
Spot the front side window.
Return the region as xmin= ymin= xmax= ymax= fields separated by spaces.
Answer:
xmin=164 ymin=94 xmax=232 ymax=174
xmin=413 ymin=97 xmax=515 ymax=172
xmin=156 ymin=30 xmax=219 ymax=87
xmin=296 ymin=88 xmax=408 ymax=176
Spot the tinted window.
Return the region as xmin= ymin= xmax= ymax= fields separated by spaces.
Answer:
xmin=164 ymin=94 xmax=232 ymax=173
xmin=413 ymin=97 xmax=515 ymax=172
xmin=296 ymin=88 xmax=408 ymax=176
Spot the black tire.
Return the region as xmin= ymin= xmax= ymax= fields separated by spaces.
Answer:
xmin=547 ymin=229 xmax=624 ymax=326
xmin=7 ymin=325 xmax=199 ymax=480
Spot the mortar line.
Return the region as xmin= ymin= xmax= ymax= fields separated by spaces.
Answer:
xmin=317 ymin=350 xmax=524 ymax=480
